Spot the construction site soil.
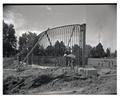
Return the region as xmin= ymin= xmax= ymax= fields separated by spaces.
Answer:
xmin=3 ymin=65 xmax=117 ymax=95
xmin=3 ymin=57 xmax=117 ymax=95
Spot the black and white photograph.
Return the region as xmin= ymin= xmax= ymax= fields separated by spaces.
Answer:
xmin=3 ymin=3 xmax=117 ymax=95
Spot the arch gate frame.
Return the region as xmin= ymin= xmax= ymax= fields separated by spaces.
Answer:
xmin=21 ymin=23 xmax=86 ymax=67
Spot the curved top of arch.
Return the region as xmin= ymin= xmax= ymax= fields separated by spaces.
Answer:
xmin=37 ymin=24 xmax=85 ymax=48
xmin=38 ymin=24 xmax=81 ymax=36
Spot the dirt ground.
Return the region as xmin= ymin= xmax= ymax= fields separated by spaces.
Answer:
xmin=3 ymin=57 xmax=117 ymax=95
xmin=3 ymin=64 xmax=117 ymax=95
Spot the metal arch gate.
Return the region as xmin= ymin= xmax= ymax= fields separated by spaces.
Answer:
xmin=22 ymin=23 xmax=86 ymax=67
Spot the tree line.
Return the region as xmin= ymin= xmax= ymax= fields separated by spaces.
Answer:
xmin=3 ymin=21 xmax=117 ymax=58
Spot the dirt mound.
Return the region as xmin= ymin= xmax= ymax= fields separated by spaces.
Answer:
xmin=3 ymin=74 xmax=54 ymax=94
xmin=3 ymin=66 xmax=117 ymax=95
xmin=3 ymin=67 xmax=83 ymax=94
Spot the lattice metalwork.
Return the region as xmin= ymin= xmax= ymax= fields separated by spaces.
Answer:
xmin=22 ymin=24 xmax=86 ymax=67
xmin=39 ymin=24 xmax=84 ymax=48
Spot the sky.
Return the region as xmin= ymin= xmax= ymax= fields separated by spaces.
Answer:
xmin=3 ymin=4 xmax=117 ymax=52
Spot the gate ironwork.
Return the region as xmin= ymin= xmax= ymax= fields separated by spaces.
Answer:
xmin=21 ymin=23 xmax=86 ymax=67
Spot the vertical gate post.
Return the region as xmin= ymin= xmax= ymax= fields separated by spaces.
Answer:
xmin=80 ymin=24 xmax=86 ymax=67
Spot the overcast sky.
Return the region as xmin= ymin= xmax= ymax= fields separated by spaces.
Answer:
xmin=3 ymin=4 xmax=117 ymax=52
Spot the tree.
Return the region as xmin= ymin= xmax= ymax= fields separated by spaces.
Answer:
xmin=59 ymin=41 xmax=66 ymax=56
xmin=90 ymin=43 xmax=105 ymax=58
xmin=114 ymin=50 xmax=117 ymax=57
xmin=95 ymin=43 xmax=105 ymax=58
xmin=85 ymin=45 xmax=92 ymax=58
xmin=46 ymin=45 xmax=54 ymax=56
xmin=106 ymin=48 xmax=111 ymax=57
xmin=54 ymin=40 xmax=66 ymax=56
xmin=54 ymin=40 xmax=60 ymax=56
xmin=3 ymin=21 xmax=17 ymax=57
xmin=90 ymin=47 xmax=96 ymax=57
xmin=18 ymin=32 xmax=37 ymax=51
xmin=72 ymin=44 xmax=82 ymax=64
xmin=18 ymin=32 xmax=37 ymax=60
xmin=72 ymin=44 xmax=80 ymax=55
xmin=112 ymin=50 xmax=117 ymax=57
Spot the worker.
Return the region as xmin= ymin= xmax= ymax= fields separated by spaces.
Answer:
xmin=64 ymin=51 xmax=76 ymax=68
